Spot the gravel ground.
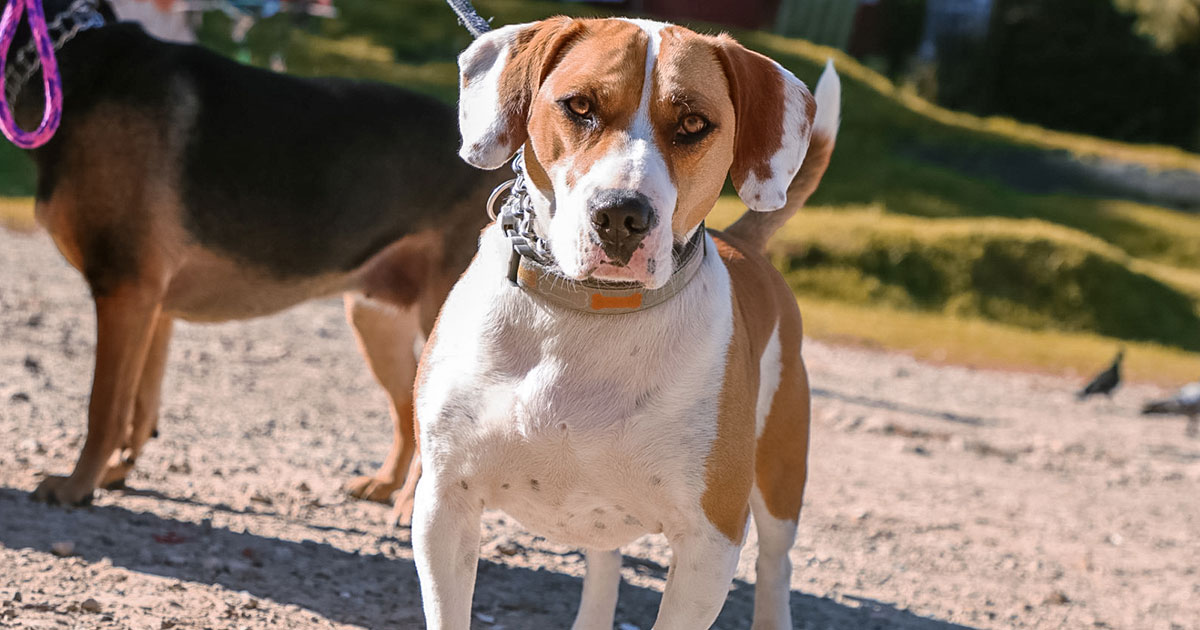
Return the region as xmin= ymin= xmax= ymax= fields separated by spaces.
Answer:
xmin=2 ymin=227 xmax=1198 ymax=630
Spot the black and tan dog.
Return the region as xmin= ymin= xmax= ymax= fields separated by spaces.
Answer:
xmin=9 ymin=0 xmax=499 ymax=506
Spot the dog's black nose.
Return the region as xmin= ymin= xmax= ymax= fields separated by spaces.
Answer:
xmin=588 ymin=190 xmax=654 ymax=266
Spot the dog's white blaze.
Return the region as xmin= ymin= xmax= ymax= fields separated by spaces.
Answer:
xmin=755 ymin=323 xmax=782 ymax=439
xmin=544 ymin=19 xmax=679 ymax=288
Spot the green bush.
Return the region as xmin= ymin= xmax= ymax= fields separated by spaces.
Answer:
xmin=967 ymin=0 xmax=1200 ymax=149
xmin=773 ymin=215 xmax=1200 ymax=350
xmin=0 ymin=143 xmax=34 ymax=197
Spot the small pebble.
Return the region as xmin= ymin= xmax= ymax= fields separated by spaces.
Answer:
xmin=50 ymin=542 xmax=75 ymax=558
xmin=1043 ymin=590 xmax=1070 ymax=605
xmin=80 ymin=598 xmax=101 ymax=613
xmin=493 ymin=539 xmax=522 ymax=556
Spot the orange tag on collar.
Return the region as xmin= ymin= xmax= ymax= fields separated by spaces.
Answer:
xmin=590 ymin=292 xmax=643 ymax=311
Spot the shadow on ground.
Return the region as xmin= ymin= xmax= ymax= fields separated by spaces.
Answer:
xmin=0 ymin=487 xmax=974 ymax=629
xmin=813 ymin=387 xmax=995 ymax=427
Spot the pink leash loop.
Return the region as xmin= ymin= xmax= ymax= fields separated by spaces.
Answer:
xmin=0 ymin=0 xmax=63 ymax=149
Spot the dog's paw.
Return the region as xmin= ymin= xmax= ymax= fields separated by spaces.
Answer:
xmin=99 ymin=461 xmax=133 ymax=491
xmin=345 ymin=475 xmax=400 ymax=504
xmin=389 ymin=492 xmax=415 ymax=529
xmin=31 ymin=475 xmax=95 ymax=506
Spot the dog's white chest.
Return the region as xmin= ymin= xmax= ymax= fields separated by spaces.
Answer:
xmin=418 ymin=229 xmax=733 ymax=548
xmin=445 ymin=363 xmax=695 ymax=548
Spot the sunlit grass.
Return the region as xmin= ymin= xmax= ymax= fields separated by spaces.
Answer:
xmin=710 ymin=196 xmax=1200 ymax=375
xmin=0 ymin=197 xmax=35 ymax=232
xmin=797 ymin=296 xmax=1200 ymax=387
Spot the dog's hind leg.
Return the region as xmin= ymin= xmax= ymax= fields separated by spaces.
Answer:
xmin=571 ymin=548 xmax=622 ymax=630
xmin=748 ymin=489 xmax=798 ymax=630
xmin=343 ymin=294 xmax=422 ymax=504
xmin=388 ymin=448 xmax=422 ymax=527
xmin=100 ymin=314 xmax=173 ymax=490
xmin=33 ymin=285 xmax=165 ymax=505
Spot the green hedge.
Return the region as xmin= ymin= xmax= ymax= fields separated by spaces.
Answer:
xmin=772 ymin=214 xmax=1200 ymax=350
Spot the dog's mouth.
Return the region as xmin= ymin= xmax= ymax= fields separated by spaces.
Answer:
xmin=579 ymin=237 xmax=692 ymax=287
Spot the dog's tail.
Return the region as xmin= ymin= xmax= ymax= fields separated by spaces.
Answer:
xmin=725 ymin=60 xmax=840 ymax=252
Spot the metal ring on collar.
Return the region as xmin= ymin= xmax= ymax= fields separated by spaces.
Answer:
xmin=486 ymin=178 xmax=515 ymax=221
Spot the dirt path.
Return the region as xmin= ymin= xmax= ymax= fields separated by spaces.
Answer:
xmin=2 ymin=228 xmax=1197 ymax=630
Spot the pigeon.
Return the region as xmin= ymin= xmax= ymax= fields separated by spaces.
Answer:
xmin=1142 ymin=382 xmax=1200 ymax=437
xmin=1077 ymin=350 xmax=1123 ymax=399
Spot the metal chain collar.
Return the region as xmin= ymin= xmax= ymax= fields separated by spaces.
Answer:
xmin=486 ymin=147 xmax=552 ymax=279
xmin=484 ymin=148 xmax=709 ymax=312
xmin=4 ymin=0 xmax=106 ymax=105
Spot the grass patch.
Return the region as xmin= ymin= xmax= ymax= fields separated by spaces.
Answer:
xmin=796 ymin=296 xmax=1200 ymax=387
xmin=771 ymin=209 xmax=1200 ymax=350
xmin=0 ymin=143 xmax=35 ymax=197
xmin=0 ymin=197 xmax=35 ymax=232
xmin=710 ymin=198 xmax=1200 ymax=362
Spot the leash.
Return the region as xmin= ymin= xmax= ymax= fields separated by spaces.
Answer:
xmin=445 ymin=0 xmax=490 ymax=38
xmin=0 ymin=0 xmax=63 ymax=148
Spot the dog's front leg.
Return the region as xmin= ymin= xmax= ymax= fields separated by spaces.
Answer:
xmin=343 ymin=295 xmax=422 ymax=504
xmin=100 ymin=314 xmax=173 ymax=490
xmin=412 ymin=472 xmax=483 ymax=630
xmin=34 ymin=287 xmax=164 ymax=505
xmin=652 ymin=532 xmax=742 ymax=630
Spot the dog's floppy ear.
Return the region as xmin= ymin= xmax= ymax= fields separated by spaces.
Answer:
xmin=714 ymin=36 xmax=816 ymax=211
xmin=457 ymin=17 xmax=577 ymax=170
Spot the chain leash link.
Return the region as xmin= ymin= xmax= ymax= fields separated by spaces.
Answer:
xmin=4 ymin=0 xmax=105 ymax=105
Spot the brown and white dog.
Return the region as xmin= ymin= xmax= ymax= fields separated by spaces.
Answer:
xmin=412 ymin=17 xmax=839 ymax=629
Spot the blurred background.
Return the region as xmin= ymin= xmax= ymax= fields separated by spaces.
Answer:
xmin=2 ymin=4 xmax=1198 ymax=628
xmin=3 ymin=0 xmax=1199 ymax=384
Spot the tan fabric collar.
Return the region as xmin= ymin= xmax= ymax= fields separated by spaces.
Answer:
xmin=509 ymin=226 xmax=708 ymax=315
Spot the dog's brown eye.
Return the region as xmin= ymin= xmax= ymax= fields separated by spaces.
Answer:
xmin=679 ymin=114 xmax=708 ymax=136
xmin=567 ymin=96 xmax=592 ymax=117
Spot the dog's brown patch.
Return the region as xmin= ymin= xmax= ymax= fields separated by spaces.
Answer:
xmin=754 ymin=304 xmax=810 ymax=521
xmin=702 ymin=232 xmax=811 ymax=538
xmin=702 ymin=288 xmax=756 ymax=543
xmin=488 ymin=17 xmax=581 ymax=161
xmin=711 ymin=36 xmax=787 ymax=195
xmin=654 ymin=27 xmax=738 ymax=236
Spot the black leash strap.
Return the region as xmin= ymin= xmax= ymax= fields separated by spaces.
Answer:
xmin=445 ymin=0 xmax=491 ymax=38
